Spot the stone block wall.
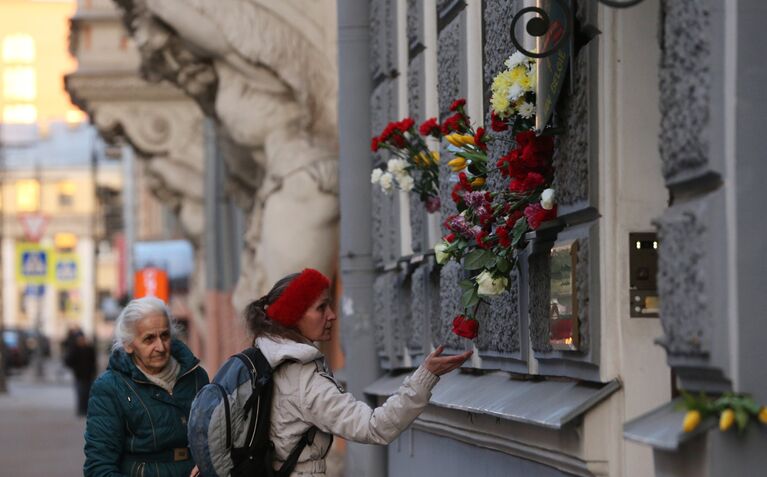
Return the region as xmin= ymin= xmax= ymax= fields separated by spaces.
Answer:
xmin=370 ymin=0 xmax=602 ymax=379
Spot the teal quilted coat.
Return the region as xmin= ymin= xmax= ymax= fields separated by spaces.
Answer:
xmin=84 ymin=339 xmax=209 ymax=477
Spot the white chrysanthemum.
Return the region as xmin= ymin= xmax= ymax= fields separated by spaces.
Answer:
xmin=519 ymin=102 xmax=535 ymax=119
xmin=386 ymin=158 xmax=408 ymax=176
xmin=476 ymin=270 xmax=508 ymax=296
xmin=370 ymin=168 xmax=383 ymax=184
xmin=504 ymin=51 xmax=528 ymax=70
xmin=506 ymin=83 xmax=524 ymax=102
xmin=398 ymin=174 xmax=415 ymax=192
xmin=379 ymin=172 xmax=394 ymax=192
xmin=540 ymin=188 xmax=556 ymax=210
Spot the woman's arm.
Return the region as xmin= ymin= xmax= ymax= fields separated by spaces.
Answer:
xmin=301 ymin=346 xmax=471 ymax=445
xmin=83 ymin=375 xmax=127 ymax=477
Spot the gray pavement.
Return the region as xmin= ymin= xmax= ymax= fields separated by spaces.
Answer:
xmin=0 ymin=361 xmax=86 ymax=476
xmin=0 ymin=360 xmax=346 ymax=477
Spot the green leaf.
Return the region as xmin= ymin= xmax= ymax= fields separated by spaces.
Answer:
xmin=496 ymin=258 xmax=511 ymax=274
xmin=459 ymin=279 xmax=475 ymax=291
xmin=734 ymin=408 xmax=749 ymax=433
xmin=461 ymin=286 xmax=479 ymax=309
xmin=511 ymin=216 xmax=529 ymax=246
xmin=464 ymin=249 xmax=494 ymax=270
xmin=456 ymin=149 xmax=488 ymax=162
xmin=743 ymin=398 xmax=761 ymax=415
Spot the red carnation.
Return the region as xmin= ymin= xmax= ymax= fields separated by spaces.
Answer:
xmin=510 ymin=172 xmax=545 ymax=193
xmin=445 ymin=233 xmax=456 ymax=243
xmin=458 ymin=172 xmax=472 ymax=190
xmin=380 ymin=122 xmax=396 ymax=141
xmin=371 ymin=137 xmax=380 ymax=152
xmin=398 ymin=117 xmax=415 ymax=132
xmin=449 ymin=98 xmax=466 ymax=112
xmin=474 ymin=127 xmax=488 ymax=152
xmin=390 ymin=131 xmax=406 ymax=148
xmin=419 ymin=117 xmax=441 ymax=137
xmin=475 ymin=230 xmax=491 ymax=249
xmin=452 ymin=314 xmax=479 ymax=339
xmin=496 ymin=226 xmax=511 ymax=248
xmin=520 ymin=134 xmax=554 ymax=170
xmin=524 ymin=203 xmax=557 ymax=230
xmin=497 ymin=149 xmax=526 ymax=178
xmin=490 ymin=110 xmax=509 ymax=132
xmin=451 ymin=183 xmax=464 ymax=205
xmin=506 ymin=210 xmax=523 ymax=228
xmin=441 ymin=112 xmax=467 ymax=135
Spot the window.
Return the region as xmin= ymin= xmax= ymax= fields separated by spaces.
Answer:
xmin=3 ymin=104 xmax=37 ymax=124
xmin=57 ymin=181 xmax=76 ymax=207
xmin=16 ymin=179 xmax=40 ymax=211
xmin=3 ymin=67 xmax=36 ymax=101
xmin=2 ymin=34 xmax=35 ymax=64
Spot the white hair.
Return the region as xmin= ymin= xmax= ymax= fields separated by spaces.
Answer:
xmin=112 ymin=296 xmax=179 ymax=352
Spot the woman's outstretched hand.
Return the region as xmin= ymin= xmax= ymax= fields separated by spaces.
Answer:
xmin=423 ymin=345 xmax=472 ymax=376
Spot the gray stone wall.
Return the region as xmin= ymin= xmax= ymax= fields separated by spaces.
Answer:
xmin=369 ymin=0 xmax=601 ymax=378
xmin=654 ymin=0 xmax=732 ymax=392
xmin=658 ymin=0 xmax=711 ymax=185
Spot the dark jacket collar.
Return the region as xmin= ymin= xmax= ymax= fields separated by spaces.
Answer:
xmin=109 ymin=338 xmax=199 ymax=381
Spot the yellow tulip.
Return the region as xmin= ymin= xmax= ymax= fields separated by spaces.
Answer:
xmin=446 ymin=133 xmax=464 ymax=147
xmin=470 ymin=177 xmax=486 ymax=188
xmin=459 ymin=134 xmax=476 ymax=146
xmin=414 ymin=152 xmax=428 ymax=166
xmin=683 ymin=410 xmax=701 ymax=432
xmin=448 ymin=157 xmax=467 ymax=172
xmin=719 ymin=409 xmax=735 ymax=431
xmin=759 ymin=407 xmax=767 ymax=424
xmin=430 ymin=151 xmax=440 ymax=164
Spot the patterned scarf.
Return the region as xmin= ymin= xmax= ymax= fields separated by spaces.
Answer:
xmin=139 ymin=356 xmax=180 ymax=395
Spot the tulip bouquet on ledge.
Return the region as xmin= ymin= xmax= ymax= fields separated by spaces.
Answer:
xmin=680 ymin=391 xmax=767 ymax=435
xmin=371 ymin=117 xmax=441 ymax=212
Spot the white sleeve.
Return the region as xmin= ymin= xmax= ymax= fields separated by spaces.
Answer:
xmin=300 ymin=365 xmax=439 ymax=445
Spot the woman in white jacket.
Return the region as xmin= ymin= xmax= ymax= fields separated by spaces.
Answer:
xmin=244 ymin=268 xmax=471 ymax=476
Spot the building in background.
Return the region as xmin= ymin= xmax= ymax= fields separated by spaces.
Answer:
xmin=0 ymin=0 xmax=84 ymax=141
xmin=0 ymin=121 xmax=121 ymax=343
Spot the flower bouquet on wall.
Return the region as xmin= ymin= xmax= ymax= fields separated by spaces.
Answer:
xmin=370 ymin=117 xmax=441 ymax=213
xmin=435 ymin=57 xmax=558 ymax=340
xmin=370 ymin=53 xmax=561 ymax=340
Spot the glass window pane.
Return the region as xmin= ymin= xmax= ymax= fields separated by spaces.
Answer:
xmin=16 ymin=179 xmax=40 ymax=211
xmin=2 ymin=34 xmax=35 ymax=63
xmin=3 ymin=104 xmax=37 ymax=123
xmin=3 ymin=67 xmax=36 ymax=101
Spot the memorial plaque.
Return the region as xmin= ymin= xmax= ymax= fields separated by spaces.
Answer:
xmin=549 ymin=239 xmax=579 ymax=350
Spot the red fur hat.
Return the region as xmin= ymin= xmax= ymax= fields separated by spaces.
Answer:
xmin=266 ymin=268 xmax=330 ymax=327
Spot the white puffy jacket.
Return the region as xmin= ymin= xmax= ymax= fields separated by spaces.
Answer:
xmin=256 ymin=336 xmax=439 ymax=477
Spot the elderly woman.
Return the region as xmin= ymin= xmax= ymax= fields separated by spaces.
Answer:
xmin=84 ymin=297 xmax=209 ymax=477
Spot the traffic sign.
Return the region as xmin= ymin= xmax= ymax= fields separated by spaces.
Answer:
xmin=16 ymin=243 xmax=48 ymax=285
xmin=18 ymin=213 xmax=48 ymax=242
xmin=52 ymin=252 xmax=79 ymax=289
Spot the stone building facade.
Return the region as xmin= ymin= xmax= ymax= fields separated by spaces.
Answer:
xmin=339 ymin=0 xmax=767 ymax=476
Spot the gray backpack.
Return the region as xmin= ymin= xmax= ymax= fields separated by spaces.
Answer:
xmin=187 ymin=347 xmax=316 ymax=476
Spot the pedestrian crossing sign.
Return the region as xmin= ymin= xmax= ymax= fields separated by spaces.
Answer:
xmin=52 ymin=252 xmax=79 ymax=289
xmin=16 ymin=242 xmax=49 ymax=285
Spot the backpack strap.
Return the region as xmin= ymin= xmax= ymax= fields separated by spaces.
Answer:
xmin=275 ymin=427 xmax=318 ymax=477
xmin=212 ymin=383 xmax=233 ymax=450
xmin=233 ymin=348 xmax=274 ymax=452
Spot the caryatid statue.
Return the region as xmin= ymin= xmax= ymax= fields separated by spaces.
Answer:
xmin=114 ymin=0 xmax=340 ymax=309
